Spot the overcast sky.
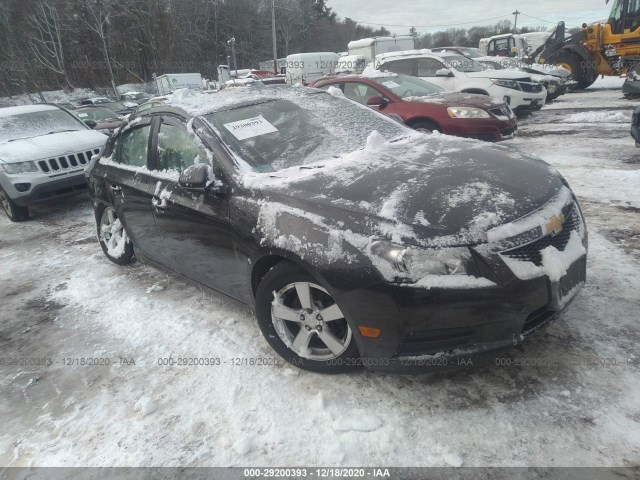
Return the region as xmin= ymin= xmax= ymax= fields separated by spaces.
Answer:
xmin=325 ymin=0 xmax=612 ymax=34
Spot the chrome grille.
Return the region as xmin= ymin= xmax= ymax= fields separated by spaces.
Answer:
xmin=501 ymin=203 xmax=582 ymax=266
xmin=518 ymin=81 xmax=543 ymax=93
xmin=489 ymin=106 xmax=513 ymax=118
xmin=38 ymin=149 xmax=100 ymax=174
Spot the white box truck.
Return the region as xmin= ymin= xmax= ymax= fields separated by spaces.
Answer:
xmin=155 ymin=73 xmax=204 ymax=95
xmin=347 ymin=36 xmax=416 ymax=62
xmin=284 ymin=52 xmax=340 ymax=85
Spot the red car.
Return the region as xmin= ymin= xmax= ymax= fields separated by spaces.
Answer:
xmin=311 ymin=74 xmax=517 ymax=141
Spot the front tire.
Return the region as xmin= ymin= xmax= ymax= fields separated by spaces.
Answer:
xmin=96 ymin=205 xmax=134 ymax=265
xmin=410 ymin=120 xmax=441 ymax=134
xmin=0 ymin=186 xmax=29 ymax=222
xmin=551 ymin=51 xmax=595 ymax=90
xmin=255 ymin=261 xmax=360 ymax=373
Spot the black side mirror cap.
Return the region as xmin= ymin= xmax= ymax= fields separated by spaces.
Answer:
xmin=178 ymin=163 xmax=227 ymax=194
xmin=84 ymin=120 xmax=97 ymax=129
xmin=366 ymin=96 xmax=389 ymax=108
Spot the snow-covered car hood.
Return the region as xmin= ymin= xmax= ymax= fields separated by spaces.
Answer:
xmin=465 ymin=70 xmax=531 ymax=81
xmin=0 ymin=130 xmax=107 ymax=164
xmin=245 ymin=133 xmax=564 ymax=247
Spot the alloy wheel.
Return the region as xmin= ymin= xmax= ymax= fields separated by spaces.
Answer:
xmin=271 ymin=282 xmax=352 ymax=361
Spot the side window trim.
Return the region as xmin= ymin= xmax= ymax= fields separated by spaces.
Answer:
xmin=155 ymin=115 xmax=205 ymax=174
xmin=112 ymin=119 xmax=153 ymax=167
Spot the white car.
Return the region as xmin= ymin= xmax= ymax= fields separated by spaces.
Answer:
xmin=365 ymin=50 xmax=547 ymax=113
xmin=0 ymin=104 xmax=107 ymax=222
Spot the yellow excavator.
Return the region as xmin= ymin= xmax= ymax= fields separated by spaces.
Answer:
xmin=526 ymin=0 xmax=640 ymax=89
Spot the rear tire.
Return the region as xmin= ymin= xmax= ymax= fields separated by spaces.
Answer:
xmin=255 ymin=261 xmax=360 ymax=373
xmin=551 ymin=51 xmax=595 ymax=90
xmin=96 ymin=205 xmax=134 ymax=265
xmin=0 ymin=186 xmax=29 ymax=222
xmin=410 ymin=120 xmax=441 ymax=134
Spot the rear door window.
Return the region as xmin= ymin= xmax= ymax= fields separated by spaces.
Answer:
xmin=342 ymin=82 xmax=383 ymax=104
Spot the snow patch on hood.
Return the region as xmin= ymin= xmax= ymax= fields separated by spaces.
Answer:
xmin=0 ymin=130 xmax=107 ymax=164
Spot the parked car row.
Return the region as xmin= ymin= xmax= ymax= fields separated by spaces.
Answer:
xmin=365 ymin=50 xmax=547 ymax=113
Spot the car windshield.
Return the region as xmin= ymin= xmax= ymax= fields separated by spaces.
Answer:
xmin=480 ymin=60 xmax=504 ymax=70
xmin=461 ymin=48 xmax=482 ymax=58
xmin=204 ymin=92 xmax=406 ymax=173
xmin=370 ymin=75 xmax=444 ymax=98
xmin=440 ymin=54 xmax=486 ymax=73
xmin=103 ymin=102 xmax=128 ymax=111
xmin=76 ymin=107 xmax=120 ymax=122
xmin=0 ymin=109 xmax=85 ymax=143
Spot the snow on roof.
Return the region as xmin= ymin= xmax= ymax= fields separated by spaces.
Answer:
xmin=166 ymin=85 xmax=330 ymax=117
xmin=348 ymin=37 xmax=413 ymax=49
xmin=0 ymin=104 xmax=58 ymax=117
xmin=362 ymin=71 xmax=398 ymax=79
xmin=374 ymin=49 xmax=433 ymax=62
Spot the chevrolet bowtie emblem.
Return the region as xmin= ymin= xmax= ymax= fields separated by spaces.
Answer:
xmin=545 ymin=214 xmax=565 ymax=236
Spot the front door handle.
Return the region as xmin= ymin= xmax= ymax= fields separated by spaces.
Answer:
xmin=152 ymin=196 xmax=168 ymax=212
xmin=109 ymin=184 xmax=121 ymax=193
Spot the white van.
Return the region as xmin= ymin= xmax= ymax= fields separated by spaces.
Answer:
xmin=347 ymin=36 xmax=416 ymax=62
xmin=285 ymin=52 xmax=340 ymax=85
xmin=155 ymin=73 xmax=203 ymax=95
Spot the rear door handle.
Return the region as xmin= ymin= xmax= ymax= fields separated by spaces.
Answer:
xmin=109 ymin=184 xmax=121 ymax=192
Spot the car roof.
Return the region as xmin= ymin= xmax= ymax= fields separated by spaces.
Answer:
xmin=150 ymin=85 xmax=327 ymax=118
xmin=76 ymin=105 xmax=117 ymax=111
xmin=314 ymin=73 xmax=399 ymax=84
xmin=0 ymin=104 xmax=59 ymax=117
xmin=374 ymin=49 xmax=439 ymax=62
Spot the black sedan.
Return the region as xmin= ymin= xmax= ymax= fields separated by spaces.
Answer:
xmin=86 ymin=86 xmax=588 ymax=373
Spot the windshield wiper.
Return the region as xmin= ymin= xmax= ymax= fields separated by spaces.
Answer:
xmin=6 ymin=129 xmax=83 ymax=142
xmin=45 ymin=129 xmax=81 ymax=135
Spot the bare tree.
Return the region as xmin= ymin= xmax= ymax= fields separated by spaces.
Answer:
xmin=28 ymin=0 xmax=73 ymax=91
xmin=76 ymin=0 xmax=118 ymax=96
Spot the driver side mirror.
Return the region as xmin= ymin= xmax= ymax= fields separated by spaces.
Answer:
xmin=435 ymin=68 xmax=453 ymax=77
xmin=366 ymin=96 xmax=389 ymax=108
xmin=178 ymin=163 xmax=226 ymax=194
xmin=84 ymin=120 xmax=97 ymax=129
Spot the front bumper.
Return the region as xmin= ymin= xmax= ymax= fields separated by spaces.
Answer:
xmin=335 ymin=192 xmax=587 ymax=373
xmin=336 ymin=255 xmax=585 ymax=373
xmin=489 ymin=85 xmax=547 ymax=112
xmin=623 ymin=79 xmax=640 ymax=96
xmin=440 ymin=114 xmax=518 ymax=142
xmin=1 ymin=170 xmax=88 ymax=207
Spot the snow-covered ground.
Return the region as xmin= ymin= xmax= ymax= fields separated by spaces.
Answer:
xmin=0 ymin=77 xmax=638 ymax=468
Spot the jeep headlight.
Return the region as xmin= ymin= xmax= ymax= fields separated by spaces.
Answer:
xmin=491 ymin=79 xmax=521 ymax=90
xmin=447 ymin=107 xmax=490 ymax=119
xmin=370 ymin=241 xmax=478 ymax=281
xmin=1 ymin=161 xmax=39 ymax=174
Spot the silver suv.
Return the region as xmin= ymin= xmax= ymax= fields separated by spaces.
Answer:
xmin=0 ymin=104 xmax=107 ymax=222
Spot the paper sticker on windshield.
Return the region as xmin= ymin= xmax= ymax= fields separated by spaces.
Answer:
xmin=381 ymin=81 xmax=400 ymax=89
xmin=223 ymin=115 xmax=278 ymax=140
